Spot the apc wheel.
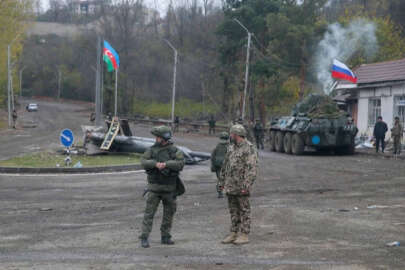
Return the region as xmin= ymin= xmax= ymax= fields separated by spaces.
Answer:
xmin=291 ymin=134 xmax=304 ymax=155
xmin=336 ymin=140 xmax=355 ymax=155
xmin=275 ymin=131 xmax=285 ymax=153
xmin=269 ymin=131 xmax=276 ymax=151
xmin=283 ymin=132 xmax=292 ymax=154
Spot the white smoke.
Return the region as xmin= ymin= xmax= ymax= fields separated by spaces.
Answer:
xmin=314 ymin=19 xmax=378 ymax=94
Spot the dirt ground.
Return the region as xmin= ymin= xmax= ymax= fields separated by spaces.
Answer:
xmin=0 ymin=99 xmax=404 ymax=269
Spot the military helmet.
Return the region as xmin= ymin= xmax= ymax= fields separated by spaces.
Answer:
xmin=230 ymin=124 xmax=246 ymax=137
xmin=151 ymin=125 xmax=172 ymax=140
xmin=219 ymin=131 xmax=229 ymax=140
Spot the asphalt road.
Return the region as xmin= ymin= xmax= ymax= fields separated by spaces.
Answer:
xmin=0 ymin=99 xmax=404 ymax=269
xmin=0 ymin=98 xmax=91 ymax=161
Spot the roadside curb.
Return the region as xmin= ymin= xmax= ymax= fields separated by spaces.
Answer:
xmin=0 ymin=164 xmax=143 ymax=174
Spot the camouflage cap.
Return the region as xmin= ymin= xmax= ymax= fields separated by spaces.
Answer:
xmin=230 ymin=124 xmax=246 ymax=137
xmin=219 ymin=131 xmax=229 ymax=140
xmin=151 ymin=125 xmax=172 ymax=140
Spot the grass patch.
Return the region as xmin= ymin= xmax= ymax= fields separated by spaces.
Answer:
xmin=0 ymin=120 xmax=6 ymax=130
xmin=0 ymin=152 xmax=141 ymax=168
xmin=133 ymin=98 xmax=218 ymax=118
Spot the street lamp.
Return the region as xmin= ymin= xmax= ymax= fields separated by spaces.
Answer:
xmin=7 ymin=35 xmax=21 ymax=128
xmin=233 ymin=18 xmax=252 ymax=121
xmin=163 ymin=39 xmax=178 ymax=131
xmin=56 ymin=66 xmax=62 ymax=100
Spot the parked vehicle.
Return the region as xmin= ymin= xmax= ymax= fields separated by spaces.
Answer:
xmin=268 ymin=94 xmax=358 ymax=155
xmin=26 ymin=103 xmax=38 ymax=112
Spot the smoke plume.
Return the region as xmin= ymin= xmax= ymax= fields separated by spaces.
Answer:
xmin=314 ymin=19 xmax=378 ymax=94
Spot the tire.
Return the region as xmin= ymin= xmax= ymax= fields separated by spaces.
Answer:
xmin=291 ymin=133 xmax=304 ymax=155
xmin=336 ymin=141 xmax=355 ymax=155
xmin=283 ymin=132 xmax=292 ymax=154
xmin=269 ymin=131 xmax=276 ymax=151
xmin=275 ymin=131 xmax=285 ymax=153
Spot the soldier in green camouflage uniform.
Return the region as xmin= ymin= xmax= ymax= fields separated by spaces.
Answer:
xmin=140 ymin=126 xmax=185 ymax=248
xmin=253 ymin=119 xmax=264 ymax=150
xmin=211 ymin=132 xmax=229 ymax=198
xmin=391 ymin=116 xmax=403 ymax=155
xmin=219 ymin=124 xmax=258 ymax=245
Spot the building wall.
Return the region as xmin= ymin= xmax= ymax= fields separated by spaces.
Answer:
xmin=357 ymin=84 xmax=405 ymax=138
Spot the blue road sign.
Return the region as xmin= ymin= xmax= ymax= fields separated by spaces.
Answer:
xmin=60 ymin=129 xmax=74 ymax=147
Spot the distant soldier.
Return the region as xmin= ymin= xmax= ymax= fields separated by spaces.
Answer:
xmin=140 ymin=126 xmax=185 ymax=248
xmin=211 ymin=132 xmax=229 ymax=198
xmin=12 ymin=109 xmax=17 ymax=129
xmin=253 ymin=119 xmax=264 ymax=150
xmin=90 ymin=112 xmax=96 ymax=122
xmin=173 ymin=116 xmax=180 ymax=133
xmin=391 ymin=116 xmax=403 ymax=155
xmin=219 ymin=124 xmax=258 ymax=245
xmin=208 ymin=115 xmax=216 ymax=135
xmin=373 ymin=116 xmax=388 ymax=153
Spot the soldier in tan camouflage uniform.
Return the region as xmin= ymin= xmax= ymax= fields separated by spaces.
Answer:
xmin=391 ymin=116 xmax=403 ymax=155
xmin=219 ymin=124 xmax=258 ymax=245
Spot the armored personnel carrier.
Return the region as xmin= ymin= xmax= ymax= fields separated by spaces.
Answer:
xmin=268 ymin=94 xmax=358 ymax=155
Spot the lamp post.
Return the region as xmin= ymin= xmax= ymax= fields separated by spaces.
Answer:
xmin=57 ymin=66 xmax=62 ymax=100
xmin=164 ymin=39 xmax=178 ymax=130
xmin=7 ymin=35 xmax=20 ymax=128
xmin=233 ymin=18 xmax=252 ymax=121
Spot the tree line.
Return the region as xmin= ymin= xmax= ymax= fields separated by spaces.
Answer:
xmin=3 ymin=0 xmax=405 ymax=122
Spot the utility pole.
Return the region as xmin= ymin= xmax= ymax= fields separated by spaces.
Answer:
xmin=164 ymin=39 xmax=178 ymax=130
xmin=234 ymin=18 xmax=251 ymax=121
xmin=7 ymin=35 xmax=21 ymax=128
xmin=7 ymin=45 xmax=12 ymax=127
xmin=57 ymin=67 xmax=62 ymax=100
xmin=11 ymin=75 xmax=15 ymax=111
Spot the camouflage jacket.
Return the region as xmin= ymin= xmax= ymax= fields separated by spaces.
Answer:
xmin=219 ymin=140 xmax=258 ymax=196
xmin=391 ymin=123 xmax=403 ymax=137
xmin=141 ymin=142 xmax=185 ymax=193
xmin=211 ymin=140 xmax=229 ymax=171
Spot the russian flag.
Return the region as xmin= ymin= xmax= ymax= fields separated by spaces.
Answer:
xmin=331 ymin=59 xmax=357 ymax=83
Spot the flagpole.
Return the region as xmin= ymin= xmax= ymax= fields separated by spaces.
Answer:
xmin=114 ymin=67 xmax=118 ymax=117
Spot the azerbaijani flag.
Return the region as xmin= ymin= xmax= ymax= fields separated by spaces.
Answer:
xmin=103 ymin=40 xmax=120 ymax=72
xmin=331 ymin=59 xmax=357 ymax=83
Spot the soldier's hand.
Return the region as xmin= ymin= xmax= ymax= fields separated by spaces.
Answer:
xmin=156 ymin=162 xmax=167 ymax=170
xmin=241 ymin=189 xmax=248 ymax=194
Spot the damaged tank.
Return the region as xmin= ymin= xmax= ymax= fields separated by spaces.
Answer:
xmin=268 ymin=94 xmax=358 ymax=155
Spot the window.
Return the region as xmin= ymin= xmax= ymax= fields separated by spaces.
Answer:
xmin=394 ymin=96 xmax=405 ymax=127
xmin=368 ymin=98 xmax=381 ymax=127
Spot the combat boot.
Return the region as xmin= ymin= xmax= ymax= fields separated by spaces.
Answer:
xmin=233 ymin=233 xmax=249 ymax=245
xmin=161 ymin=236 xmax=175 ymax=245
xmin=141 ymin=238 xmax=150 ymax=248
xmin=221 ymin=232 xmax=237 ymax=244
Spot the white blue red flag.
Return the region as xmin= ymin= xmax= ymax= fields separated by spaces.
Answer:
xmin=331 ymin=59 xmax=357 ymax=83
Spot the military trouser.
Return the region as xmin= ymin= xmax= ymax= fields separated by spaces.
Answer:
xmin=209 ymin=127 xmax=216 ymax=135
xmin=255 ymin=135 xmax=264 ymax=150
xmin=393 ymin=136 xmax=402 ymax=154
xmin=227 ymin=195 xmax=251 ymax=234
xmin=215 ymin=170 xmax=223 ymax=197
xmin=141 ymin=191 xmax=177 ymax=239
